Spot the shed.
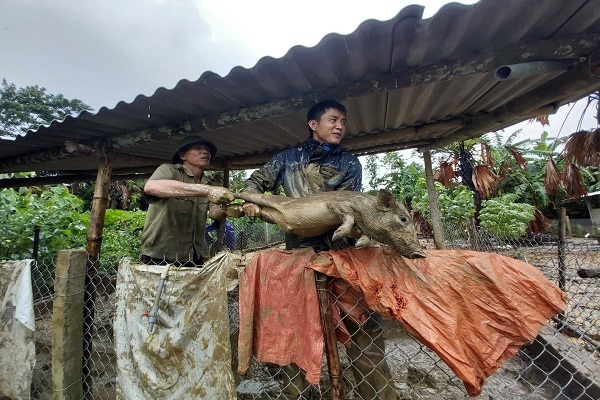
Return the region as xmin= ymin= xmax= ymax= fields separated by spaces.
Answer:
xmin=1 ymin=0 xmax=600 ymax=186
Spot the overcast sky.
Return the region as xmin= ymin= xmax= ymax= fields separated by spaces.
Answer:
xmin=1 ymin=0 xmax=597 ymax=144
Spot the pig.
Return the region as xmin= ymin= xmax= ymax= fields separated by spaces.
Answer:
xmin=226 ymin=189 xmax=425 ymax=259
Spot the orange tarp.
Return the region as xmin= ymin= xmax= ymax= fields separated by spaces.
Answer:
xmin=238 ymin=247 xmax=567 ymax=396
xmin=237 ymin=248 xmax=324 ymax=383
xmin=310 ymin=247 xmax=567 ymax=396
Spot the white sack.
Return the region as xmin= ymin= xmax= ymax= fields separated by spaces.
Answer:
xmin=0 ymin=260 xmax=36 ymax=400
xmin=115 ymin=253 xmax=237 ymax=400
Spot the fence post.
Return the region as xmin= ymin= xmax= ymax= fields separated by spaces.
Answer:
xmin=557 ymin=207 xmax=567 ymax=291
xmin=216 ymin=163 xmax=230 ymax=253
xmin=52 ymin=249 xmax=87 ymax=400
xmin=83 ymin=160 xmax=112 ymax=398
xmin=315 ymin=272 xmax=344 ymax=400
xmin=557 ymin=207 xmax=567 ymax=329
xmin=422 ymin=150 xmax=445 ymax=249
xmin=33 ymin=226 xmax=40 ymax=260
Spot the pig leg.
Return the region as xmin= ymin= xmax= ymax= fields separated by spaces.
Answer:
xmin=355 ymin=234 xmax=372 ymax=248
xmin=329 ymin=203 xmax=372 ymax=246
xmin=331 ymin=212 xmax=356 ymax=241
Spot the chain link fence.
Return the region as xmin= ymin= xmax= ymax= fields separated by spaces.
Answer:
xmin=21 ymin=216 xmax=599 ymax=399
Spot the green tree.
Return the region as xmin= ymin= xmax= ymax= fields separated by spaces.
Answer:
xmin=0 ymin=78 xmax=91 ymax=137
xmin=365 ymin=152 xmax=424 ymax=205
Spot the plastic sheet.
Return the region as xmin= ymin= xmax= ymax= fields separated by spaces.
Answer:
xmin=0 ymin=260 xmax=36 ymax=400
xmin=237 ymin=248 xmax=324 ymax=384
xmin=310 ymin=247 xmax=568 ymax=396
xmin=115 ymin=253 xmax=237 ymax=400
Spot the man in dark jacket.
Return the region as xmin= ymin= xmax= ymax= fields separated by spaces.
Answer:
xmin=242 ymin=100 xmax=396 ymax=399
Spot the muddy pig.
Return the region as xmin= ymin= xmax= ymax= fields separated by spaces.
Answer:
xmin=226 ymin=189 xmax=425 ymax=259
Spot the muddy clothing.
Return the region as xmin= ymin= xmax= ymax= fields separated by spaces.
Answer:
xmin=244 ymin=135 xmax=362 ymax=252
xmin=141 ymin=163 xmax=220 ymax=264
xmin=244 ymin=135 xmax=361 ymax=197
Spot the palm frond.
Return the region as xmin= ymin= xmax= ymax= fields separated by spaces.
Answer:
xmin=505 ymin=145 xmax=527 ymax=169
xmin=527 ymin=210 xmax=551 ymax=234
xmin=434 ymin=161 xmax=456 ymax=186
xmin=561 ymin=160 xmax=587 ymax=198
xmin=563 ymin=129 xmax=600 ymax=167
xmin=543 ymin=157 xmax=561 ymax=195
xmin=472 ymin=165 xmax=498 ymax=199
xmin=502 ymin=129 xmax=524 ymax=146
xmin=528 ymin=115 xmax=550 ymax=126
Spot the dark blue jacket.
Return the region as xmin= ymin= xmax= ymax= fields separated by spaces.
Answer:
xmin=244 ymin=135 xmax=362 ymax=197
xmin=244 ymin=136 xmax=362 ymax=251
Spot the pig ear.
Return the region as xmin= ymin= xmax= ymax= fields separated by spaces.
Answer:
xmin=376 ymin=189 xmax=396 ymax=210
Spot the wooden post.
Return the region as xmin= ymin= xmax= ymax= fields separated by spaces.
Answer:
xmin=422 ymin=150 xmax=445 ymax=249
xmin=216 ymin=164 xmax=230 ymax=253
xmin=314 ymin=272 xmax=344 ymax=400
xmin=557 ymin=207 xmax=567 ymax=329
xmin=557 ymin=207 xmax=567 ymax=291
xmin=52 ymin=249 xmax=87 ymax=400
xmin=83 ymin=160 xmax=112 ymax=399
xmin=33 ymin=226 xmax=40 ymax=260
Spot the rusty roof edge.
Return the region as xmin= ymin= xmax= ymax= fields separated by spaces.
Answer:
xmin=3 ymin=32 xmax=600 ymax=173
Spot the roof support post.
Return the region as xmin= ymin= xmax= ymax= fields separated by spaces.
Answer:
xmin=83 ymin=158 xmax=112 ymax=399
xmin=422 ymin=150 xmax=445 ymax=249
xmin=215 ymin=162 xmax=230 ymax=253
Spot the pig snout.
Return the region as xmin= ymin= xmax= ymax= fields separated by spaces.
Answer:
xmin=389 ymin=233 xmax=425 ymax=259
xmin=373 ymin=206 xmax=425 ymax=259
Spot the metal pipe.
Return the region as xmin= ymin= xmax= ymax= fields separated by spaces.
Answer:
xmin=495 ymin=60 xmax=578 ymax=81
xmin=148 ymin=263 xmax=172 ymax=333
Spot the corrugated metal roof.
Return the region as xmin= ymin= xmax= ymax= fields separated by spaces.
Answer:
xmin=1 ymin=0 xmax=600 ymax=178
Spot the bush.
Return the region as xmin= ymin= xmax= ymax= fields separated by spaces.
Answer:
xmin=411 ymin=179 xmax=475 ymax=231
xmin=100 ymin=209 xmax=146 ymax=270
xmin=480 ymin=194 xmax=535 ymax=239
xmin=0 ymin=186 xmax=88 ymax=261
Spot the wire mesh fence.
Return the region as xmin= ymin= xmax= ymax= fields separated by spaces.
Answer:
xmin=21 ymin=217 xmax=600 ymax=399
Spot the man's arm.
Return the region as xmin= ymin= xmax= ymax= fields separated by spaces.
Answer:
xmin=241 ymin=154 xmax=285 ymax=216
xmin=336 ymin=155 xmax=363 ymax=192
xmin=144 ymin=179 xmax=234 ymax=204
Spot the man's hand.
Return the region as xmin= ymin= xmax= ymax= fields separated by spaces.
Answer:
xmin=242 ymin=202 xmax=261 ymax=218
xmin=207 ymin=187 xmax=235 ymax=204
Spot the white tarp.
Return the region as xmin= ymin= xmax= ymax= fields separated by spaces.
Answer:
xmin=115 ymin=253 xmax=238 ymax=400
xmin=0 ymin=259 xmax=36 ymax=400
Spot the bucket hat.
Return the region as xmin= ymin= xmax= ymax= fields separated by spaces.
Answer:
xmin=171 ymin=136 xmax=217 ymax=164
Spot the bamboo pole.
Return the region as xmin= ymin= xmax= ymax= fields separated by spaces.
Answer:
xmin=82 ymin=159 xmax=112 ymax=399
xmin=215 ymin=163 xmax=230 ymax=253
xmin=422 ymin=150 xmax=445 ymax=249
xmin=315 ymin=271 xmax=344 ymax=400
